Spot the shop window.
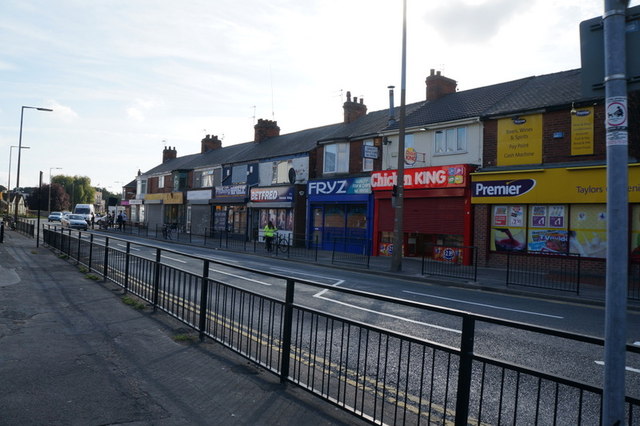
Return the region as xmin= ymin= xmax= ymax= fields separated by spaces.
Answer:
xmin=569 ymin=204 xmax=607 ymax=258
xmin=527 ymin=205 xmax=568 ymax=252
xmin=323 ymin=143 xmax=349 ymax=174
xmin=490 ymin=205 xmax=527 ymax=252
xmin=490 ymin=204 xmax=609 ymax=259
xmin=632 ymin=205 xmax=640 ymax=261
xmin=435 ymin=127 xmax=467 ymax=154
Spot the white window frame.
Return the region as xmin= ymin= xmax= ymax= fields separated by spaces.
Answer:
xmin=434 ymin=126 xmax=467 ymax=155
xmin=158 ymin=175 xmax=165 ymax=189
xmin=323 ymin=142 xmax=349 ymax=174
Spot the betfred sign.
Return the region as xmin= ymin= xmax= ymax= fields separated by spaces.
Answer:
xmin=371 ymin=164 xmax=468 ymax=190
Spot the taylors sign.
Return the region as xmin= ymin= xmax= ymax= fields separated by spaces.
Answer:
xmin=472 ymin=179 xmax=536 ymax=197
xmin=371 ymin=165 xmax=467 ymax=190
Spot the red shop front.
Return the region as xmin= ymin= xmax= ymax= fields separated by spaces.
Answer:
xmin=372 ymin=164 xmax=473 ymax=257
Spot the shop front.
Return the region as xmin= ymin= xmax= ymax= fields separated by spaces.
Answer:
xmin=372 ymin=164 xmax=473 ymax=257
xmin=249 ymin=185 xmax=305 ymax=243
xmin=143 ymin=192 xmax=184 ymax=230
xmin=307 ymin=176 xmax=373 ymax=253
xmin=186 ymin=189 xmax=213 ymax=235
xmin=471 ymin=163 xmax=640 ymax=269
xmin=128 ymin=199 xmax=144 ymax=223
xmin=211 ymin=185 xmax=248 ymax=235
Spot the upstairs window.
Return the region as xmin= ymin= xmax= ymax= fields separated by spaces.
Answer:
xmin=158 ymin=175 xmax=165 ymax=189
xmin=323 ymin=142 xmax=349 ymax=174
xmin=363 ymin=139 xmax=374 ymax=171
xmin=435 ymin=127 xmax=467 ymax=154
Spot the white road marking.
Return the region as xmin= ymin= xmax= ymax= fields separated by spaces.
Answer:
xmin=403 ymin=290 xmax=564 ymax=319
xmin=209 ymin=268 xmax=272 ymax=286
xmin=161 ymin=255 xmax=187 ymax=264
xmin=314 ymin=294 xmax=461 ymax=334
xmin=116 ymin=243 xmax=140 ymax=251
xmin=594 ymin=361 xmax=640 ymax=374
xmin=268 ymin=266 xmax=344 ymax=297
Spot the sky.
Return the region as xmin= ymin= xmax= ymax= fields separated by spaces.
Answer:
xmin=2 ymin=0 xmax=639 ymax=192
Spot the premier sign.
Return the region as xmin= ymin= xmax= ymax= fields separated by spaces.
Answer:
xmin=472 ymin=179 xmax=536 ymax=197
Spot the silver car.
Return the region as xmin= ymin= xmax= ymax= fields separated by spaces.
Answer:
xmin=61 ymin=214 xmax=88 ymax=231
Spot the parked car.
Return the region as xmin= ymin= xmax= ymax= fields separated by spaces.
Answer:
xmin=48 ymin=211 xmax=63 ymax=222
xmin=61 ymin=213 xmax=88 ymax=231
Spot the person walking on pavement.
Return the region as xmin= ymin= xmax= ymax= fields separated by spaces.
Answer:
xmin=263 ymin=220 xmax=277 ymax=252
xmin=117 ymin=212 xmax=123 ymax=231
xmin=90 ymin=212 xmax=95 ymax=229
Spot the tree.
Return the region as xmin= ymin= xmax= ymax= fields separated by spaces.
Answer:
xmin=52 ymin=175 xmax=96 ymax=206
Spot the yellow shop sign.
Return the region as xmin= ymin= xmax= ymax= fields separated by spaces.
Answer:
xmin=144 ymin=192 xmax=184 ymax=204
xmin=497 ymin=114 xmax=543 ymax=166
xmin=471 ymin=164 xmax=640 ymax=203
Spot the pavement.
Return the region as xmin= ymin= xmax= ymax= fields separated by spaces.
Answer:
xmin=0 ymin=229 xmax=369 ymax=426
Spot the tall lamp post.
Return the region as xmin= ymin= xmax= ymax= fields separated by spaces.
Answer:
xmin=48 ymin=167 xmax=62 ymax=213
xmin=14 ymin=106 xmax=53 ymax=222
xmin=7 ymin=145 xmax=30 ymax=194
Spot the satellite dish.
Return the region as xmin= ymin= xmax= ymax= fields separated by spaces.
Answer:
xmin=288 ymin=168 xmax=296 ymax=184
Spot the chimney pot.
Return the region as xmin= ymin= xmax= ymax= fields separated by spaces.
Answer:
xmin=343 ymin=89 xmax=367 ymax=123
xmin=426 ymin=69 xmax=457 ymax=101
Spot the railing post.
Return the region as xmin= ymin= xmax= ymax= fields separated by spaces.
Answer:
xmin=89 ymin=234 xmax=94 ymax=271
xmin=153 ymin=248 xmax=161 ymax=312
xmin=67 ymin=229 xmax=72 ymax=255
xmin=103 ymin=237 xmax=110 ymax=281
xmin=314 ymin=234 xmax=319 ymax=262
xmin=454 ymin=315 xmax=475 ymax=426
xmin=198 ymin=259 xmax=210 ymax=341
xmin=76 ymin=231 xmax=82 ymax=264
xmin=576 ymin=254 xmax=581 ymax=296
xmin=473 ymin=247 xmax=478 ymax=282
xmin=124 ymin=241 xmax=131 ymax=294
xmin=280 ymin=278 xmax=295 ymax=383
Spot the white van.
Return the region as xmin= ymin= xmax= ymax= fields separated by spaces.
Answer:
xmin=73 ymin=204 xmax=95 ymax=222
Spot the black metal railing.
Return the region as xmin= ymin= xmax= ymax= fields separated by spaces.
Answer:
xmin=330 ymin=237 xmax=370 ymax=268
xmin=506 ymin=251 xmax=582 ymax=295
xmin=421 ymin=244 xmax=478 ymax=281
xmin=13 ymin=218 xmax=35 ymax=238
xmin=630 ymin=261 xmax=640 ymax=301
xmin=41 ymin=227 xmax=640 ymax=425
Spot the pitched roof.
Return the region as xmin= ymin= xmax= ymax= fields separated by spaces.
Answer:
xmin=482 ymin=69 xmax=585 ymax=117
xmin=390 ymin=77 xmax=533 ymax=130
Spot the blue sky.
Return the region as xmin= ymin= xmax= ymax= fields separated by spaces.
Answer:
xmin=2 ymin=0 xmax=636 ymax=191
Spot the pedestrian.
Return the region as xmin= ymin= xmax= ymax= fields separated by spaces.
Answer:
xmin=90 ymin=212 xmax=95 ymax=229
xmin=122 ymin=212 xmax=128 ymax=231
xmin=117 ymin=212 xmax=123 ymax=230
xmin=263 ymin=220 xmax=277 ymax=252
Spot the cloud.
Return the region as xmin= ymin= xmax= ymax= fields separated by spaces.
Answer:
xmin=427 ymin=0 xmax=533 ymax=44
xmin=125 ymin=98 xmax=164 ymax=122
xmin=47 ymin=100 xmax=79 ymax=122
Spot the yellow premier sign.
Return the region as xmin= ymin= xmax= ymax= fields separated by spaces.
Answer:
xmin=571 ymin=107 xmax=594 ymax=155
xmin=144 ymin=192 xmax=184 ymax=204
xmin=471 ymin=164 xmax=640 ymax=204
xmin=497 ymin=114 xmax=543 ymax=166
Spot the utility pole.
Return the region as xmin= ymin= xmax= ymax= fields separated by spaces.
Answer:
xmin=391 ymin=0 xmax=407 ymax=272
xmin=602 ymin=1 xmax=629 ymax=424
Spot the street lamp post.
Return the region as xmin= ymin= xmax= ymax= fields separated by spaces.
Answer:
xmin=7 ymin=145 xmax=30 ymax=194
xmin=48 ymin=167 xmax=62 ymax=213
xmin=14 ymin=106 xmax=53 ymax=222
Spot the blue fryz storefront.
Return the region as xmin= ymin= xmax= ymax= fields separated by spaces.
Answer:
xmin=306 ymin=177 xmax=373 ymax=253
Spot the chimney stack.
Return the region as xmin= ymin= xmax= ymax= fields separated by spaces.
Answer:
xmin=387 ymin=85 xmax=396 ymax=126
xmin=254 ymin=119 xmax=280 ymax=143
xmin=343 ymin=90 xmax=367 ymax=123
xmin=426 ymin=69 xmax=457 ymax=101
xmin=162 ymin=146 xmax=177 ymax=163
xmin=201 ymin=134 xmax=222 ymax=153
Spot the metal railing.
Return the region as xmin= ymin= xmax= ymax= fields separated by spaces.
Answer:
xmin=41 ymin=227 xmax=640 ymax=425
xmin=421 ymin=244 xmax=478 ymax=281
xmin=13 ymin=218 xmax=35 ymax=238
xmin=506 ymin=251 xmax=582 ymax=295
xmin=330 ymin=237 xmax=371 ymax=268
xmin=630 ymin=261 xmax=640 ymax=301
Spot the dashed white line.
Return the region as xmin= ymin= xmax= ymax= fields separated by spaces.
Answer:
xmin=594 ymin=361 xmax=640 ymax=374
xmin=161 ymin=255 xmax=187 ymax=264
xmin=403 ymin=290 xmax=564 ymax=319
xmin=209 ymin=268 xmax=272 ymax=286
xmin=314 ymin=294 xmax=460 ymax=334
xmin=116 ymin=243 xmax=140 ymax=251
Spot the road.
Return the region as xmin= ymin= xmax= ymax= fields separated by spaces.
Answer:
xmin=43 ymin=227 xmax=640 ymax=423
